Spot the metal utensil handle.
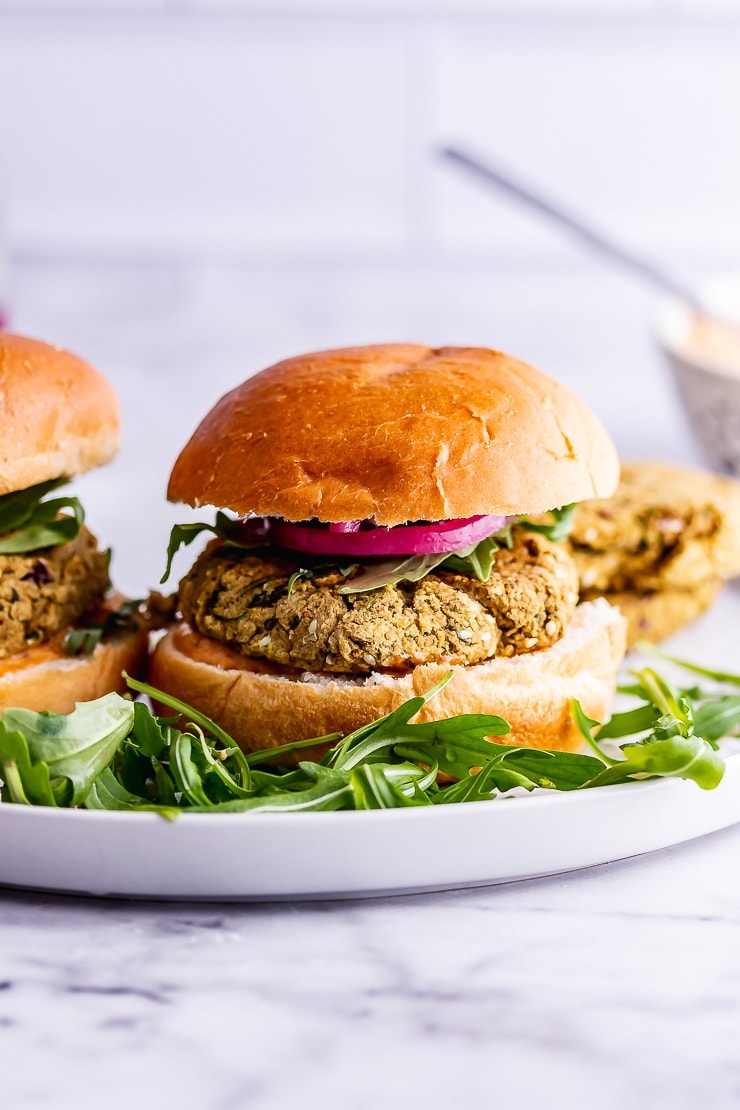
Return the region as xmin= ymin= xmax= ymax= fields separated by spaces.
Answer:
xmin=441 ymin=146 xmax=701 ymax=310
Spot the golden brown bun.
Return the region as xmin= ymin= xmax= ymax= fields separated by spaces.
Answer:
xmin=584 ymin=579 xmax=723 ymax=648
xmin=0 ymin=332 xmax=120 ymax=494
xmin=150 ymin=599 xmax=627 ymax=758
xmin=0 ymin=626 xmax=148 ymax=714
xmin=168 ymin=344 xmax=619 ymax=525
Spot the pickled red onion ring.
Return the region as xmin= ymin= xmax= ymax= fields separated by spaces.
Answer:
xmin=267 ymin=515 xmax=510 ymax=557
xmin=327 ymin=521 xmax=361 ymax=533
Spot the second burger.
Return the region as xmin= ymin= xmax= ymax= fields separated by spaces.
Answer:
xmin=0 ymin=332 xmax=148 ymax=711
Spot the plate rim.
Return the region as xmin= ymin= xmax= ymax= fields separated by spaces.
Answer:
xmin=3 ymin=754 xmax=738 ymax=900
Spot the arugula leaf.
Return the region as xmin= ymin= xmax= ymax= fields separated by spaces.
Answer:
xmin=0 ymin=695 xmax=134 ymax=806
xmin=0 ymin=722 xmax=58 ymax=805
xmin=493 ymin=747 xmax=605 ymax=790
xmin=0 ymin=478 xmax=85 ymax=554
xmin=124 ymin=676 xmax=255 ymax=798
xmin=162 ymin=522 xmax=217 ymax=584
xmin=331 ymin=672 xmax=455 ymax=768
xmin=337 ymin=529 xmax=516 ymax=593
xmin=693 ymin=696 xmax=740 ymax=742
xmin=83 ymin=767 xmax=179 ymax=819
xmin=161 ymin=511 xmax=261 ymax=583
xmin=186 ymin=763 xmax=354 ymax=813
xmin=337 ymin=553 xmax=450 ymax=595
xmin=130 ymin=699 xmax=170 ymax=758
xmin=62 ymin=628 xmax=103 ymax=657
xmin=84 ymin=766 xmax=145 ymax=810
xmin=441 ymin=533 xmax=508 ymax=582
xmin=591 ymin=703 xmax=661 ymax=741
xmin=188 ymin=724 xmax=253 ymax=801
xmin=389 ymin=717 xmax=511 ymax=779
xmin=518 ymin=504 xmax=576 ymax=543
xmin=350 ymin=762 xmax=433 ymax=809
xmin=434 ymin=744 xmax=605 ymax=804
xmin=0 ymin=478 xmax=68 ymax=534
xmin=244 ymin=732 xmax=342 ymax=767
xmin=287 ymin=568 xmax=314 ymax=597
xmin=623 ymin=732 xmax=725 ymax=789
xmin=62 ymin=598 xmax=144 ymax=657
xmin=631 ymin=667 xmax=693 ymax=730
xmin=636 ymin=643 xmax=740 ymax=689
xmin=168 ymin=730 xmax=214 ymax=807
xmin=582 ymin=734 xmax=725 ymax=791
xmin=571 ymin=660 xmax=728 ymax=791
xmin=125 ymin=673 xmax=250 ymax=763
xmin=571 ymin=699 xmax=618 ymax=764
xmin=330 ymin=681 xmax=509 ymax=779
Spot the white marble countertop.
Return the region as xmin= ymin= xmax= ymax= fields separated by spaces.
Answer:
xmin=2 ymin=261 xmax=740 ymax=1109
xmin=3 ymin=826 xmax=740 ymax=1110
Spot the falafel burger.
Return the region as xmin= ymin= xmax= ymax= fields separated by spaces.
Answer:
xmin=152 ymin=343 xmax=627 ymax=754
xmin=0 ymin=332 xmax=148 ymax=712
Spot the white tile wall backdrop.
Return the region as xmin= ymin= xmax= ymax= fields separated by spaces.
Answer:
xmin=1 ymin=16 xmax=410 ymax=255
xmin=3 ymin=5 xmax=740 ymax=260
xmin=1 ymin=1 xmax=740 ymax=595
xmin=425 ymin=22 xmax=740 ymax=257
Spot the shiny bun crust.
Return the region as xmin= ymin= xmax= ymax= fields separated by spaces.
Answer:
xmin=0 ymin=627 xmax=149 ymax=715
xmin=167 ymin=344 xmax=619 ymax=525
xmin=150 ymin=600 xmax=627 ymax=758
xmin=0 ymin=332 xmax=120 ymax=494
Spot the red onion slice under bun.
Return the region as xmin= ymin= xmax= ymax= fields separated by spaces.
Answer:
xmin=268 ymin=515 xmax=510 ymax=557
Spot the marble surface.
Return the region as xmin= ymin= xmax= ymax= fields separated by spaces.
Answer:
xmin=3 ymin=829 xmax=740 ymax=1110
xmin=2 ymin=261 xmax=740 ymax=1108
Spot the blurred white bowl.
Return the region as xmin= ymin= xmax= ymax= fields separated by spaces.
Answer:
xmin=657 ymin=274 xmax=740 ymax=476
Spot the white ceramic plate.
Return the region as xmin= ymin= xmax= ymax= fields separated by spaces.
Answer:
xmin=1 ymin=758 xmax=739 ymax=901
xmin=5 ymin=590 xmax=740 ymax=902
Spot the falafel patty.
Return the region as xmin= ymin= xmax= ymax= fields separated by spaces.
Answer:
xmin=177 ymin=528 xmax=579 ymax=674
xmin=568 ymin=460 xmax=740 ymax=594
xmin=0 ymin=527 xmax=111 ymax=658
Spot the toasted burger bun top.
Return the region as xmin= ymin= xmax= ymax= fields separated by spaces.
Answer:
xmin=0 ymin=332 xmax=120 ymax=495
xmin=168 ymin=344 xmax=619 ymax=526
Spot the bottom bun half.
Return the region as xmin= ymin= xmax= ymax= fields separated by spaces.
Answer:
xmin=0 ymin=627 xmax=149 ymax=714
xmin=150 ymin=599 xmax=627 ymax=758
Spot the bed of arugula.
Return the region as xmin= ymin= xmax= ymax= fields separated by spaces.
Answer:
xmin=0 ymin=650 xmax=737 ymax=816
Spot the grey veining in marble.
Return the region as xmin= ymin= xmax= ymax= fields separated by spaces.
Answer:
xmin=3 ymin=824 xmax=740 ymax=1110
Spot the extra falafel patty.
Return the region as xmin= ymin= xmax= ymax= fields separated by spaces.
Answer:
xmin=568 ymin=461 xmax=740 ymax=594
xmin=0 ymin=527 xmax=111 ymax=658
xmin=177 ymin=528 xmax=579 ymax=674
